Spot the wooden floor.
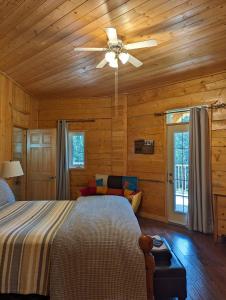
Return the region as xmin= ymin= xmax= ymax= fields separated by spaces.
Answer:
xmin=138 ymin=218 xmax=226 ymax=300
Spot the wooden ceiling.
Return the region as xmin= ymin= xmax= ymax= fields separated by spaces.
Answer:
xmin=1 ymin=0 xmax=226 ymax=97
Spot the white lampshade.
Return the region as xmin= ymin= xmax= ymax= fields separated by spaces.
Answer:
xmin=109 ymin=58 xmax=118 ymax=68
xmin=105 ymin=51 xmax=116 ymax=63
xmin=119 ymin=52 xmax=129 ymax=64
xmin=1 ymin=161 xmax=24 ymax=179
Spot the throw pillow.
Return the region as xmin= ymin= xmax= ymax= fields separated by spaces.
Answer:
xmin=95 ymin=174 xmax=108 ymax=186
xmin=107 ymin=176 xmax=123 ymax=189
xmin=96 ymin=186 xmax=108 ymax=195
xmin=124 ymin=188 xmax=135 ymax=198
xmin=122 ymin=176 xmax=138 ymax=191
xmin=130 ymin=191 xmax=142 ymax=213
xmin=80 ymin=187 xmax=96 ymax=196
xmin=96 ymin=178 xmax=104 ymax=186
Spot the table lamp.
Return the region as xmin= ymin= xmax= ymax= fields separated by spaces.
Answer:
xmin=1 ymin=161 xmax=24 ymax=182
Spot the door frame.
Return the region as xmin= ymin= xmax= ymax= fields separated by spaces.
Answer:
xmin=11 ymin=126 xmax=27 ymax=201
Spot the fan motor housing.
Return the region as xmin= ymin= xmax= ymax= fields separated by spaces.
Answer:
xmin=108 ymin=40 xmax=124 ymax=54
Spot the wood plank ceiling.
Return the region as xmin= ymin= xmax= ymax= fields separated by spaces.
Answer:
xmin=1 ymin=0 xmax=226 ymax=97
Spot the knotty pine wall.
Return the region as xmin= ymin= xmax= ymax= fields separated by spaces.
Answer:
xmin=38 ymin=96 xmax=127 ymax=199
xmin=126 ymin=71 xmax=226 ymax=221
xmin=37 ymin=71 xmax=226 ymax=220
xmin=0 ymin=73 xmax=38 ymax=163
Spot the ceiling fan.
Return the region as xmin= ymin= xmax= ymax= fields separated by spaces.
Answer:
xmin=74 ymin=27 xmax=157 ymax=69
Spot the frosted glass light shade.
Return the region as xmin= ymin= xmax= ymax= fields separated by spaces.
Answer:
xmin=109 ymin=58 xmax=118 ymax=68
xmin=119 ymin=52 xmax=129 ymax=64
xmin=105 ymin=51 xmax=116 ymax=63
xmin=1 ymin=161 xmax=24 ymax=179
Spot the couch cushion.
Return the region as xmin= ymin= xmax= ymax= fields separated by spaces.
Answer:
xmin=0 ymin=179 xmax=15 ymax=208
xmin=107 ymin=188 xmax=123 ymax=196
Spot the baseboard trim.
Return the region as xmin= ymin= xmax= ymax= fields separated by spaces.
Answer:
xmin=138 ymin=211 xmax=168 ymax=223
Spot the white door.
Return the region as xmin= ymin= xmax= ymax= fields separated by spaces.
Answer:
xmin=167 ymin=124 xmax=189 ymax=225
xmin=27 ymin=129 xmax=56 ymax=200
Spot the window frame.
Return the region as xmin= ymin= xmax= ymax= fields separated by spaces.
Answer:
xmin=166 ymin=110 xmax=190 ymax=125
xmin=68 ymin=131 xmax=86 ymax=170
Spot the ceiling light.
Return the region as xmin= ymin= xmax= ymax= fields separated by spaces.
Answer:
xmin=105 ymin=51 xmax=116 ymax=63
xmin=119 ymin=52 xmax=129 ymax=64
xmin=109 ymin=58 xmax=118 ymax=68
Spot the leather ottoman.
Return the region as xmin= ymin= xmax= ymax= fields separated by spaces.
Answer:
xmin=153 ymin=238 xmax=187 ymax=300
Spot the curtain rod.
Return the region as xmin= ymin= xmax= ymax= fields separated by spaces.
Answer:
xmin=65 ymin=117 xmax=112 ymax=123
xmin=66 ymin=119 xmax=95 ymax=123
xmin=154 ymin=102 xmax=226 ymax=116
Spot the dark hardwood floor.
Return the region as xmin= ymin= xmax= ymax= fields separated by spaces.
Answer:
xmin=138 ymin=217 xmax=226 ymax=300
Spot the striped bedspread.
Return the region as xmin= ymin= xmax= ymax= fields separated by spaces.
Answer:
xmin=0 ymin=200 xmax=74 ymax=295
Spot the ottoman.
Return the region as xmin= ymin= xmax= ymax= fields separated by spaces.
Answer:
xmin=152 ymin=238 xmax=187 ymax=300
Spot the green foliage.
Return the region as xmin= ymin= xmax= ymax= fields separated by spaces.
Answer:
xmin=72 ymin=134 xmax=84 ymax=167
xmin=174 ymin=132 xmax=189 ymax=164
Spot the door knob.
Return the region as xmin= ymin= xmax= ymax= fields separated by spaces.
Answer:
xmin=168 ymin=179 xmax=174 ymax=184
xmin=48 ymin=176 xmax=56 ymax=180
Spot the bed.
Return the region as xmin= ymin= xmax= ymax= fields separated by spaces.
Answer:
xmin=0 ymin=179 xmax=154 ymax=300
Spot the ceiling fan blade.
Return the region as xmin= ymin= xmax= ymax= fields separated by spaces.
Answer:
xmin=128 ymin=54 xmax=143 ymax=67
xmin=74 ymin=47 xmax=106 ymax=52
xmin=96 ymin=58 xmax=108 ymax=69
xmin=105 ymin=27 xmax=118 ymax=43
xmin=125 ymin=39 xmax=157 ymax=50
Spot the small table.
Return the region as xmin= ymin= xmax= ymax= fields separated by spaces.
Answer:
xmin=152 ymin=238 xmax=187 ymax=300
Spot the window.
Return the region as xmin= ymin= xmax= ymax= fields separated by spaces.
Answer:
xmin=166 ymin=111 xmax=190 ymax=124
xmin=173 ymin=131 xmax=189 ymax=213
xmin=68 ymin=132 xmax=85 ymax=169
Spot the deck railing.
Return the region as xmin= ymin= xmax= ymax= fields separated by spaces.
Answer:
xmin=175 ymin=164 xmax=189 ymax=195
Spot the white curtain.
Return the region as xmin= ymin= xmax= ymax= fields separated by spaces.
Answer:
xmin=56 ymin=120 xmax=70 ymax=200
xmin=188 ymin=107 xmax=213 ymax=233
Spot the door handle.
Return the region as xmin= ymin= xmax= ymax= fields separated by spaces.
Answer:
xmin=168 ymin=179 xmax=174 ymax=184
xmin=48 ymin=176 xmax=56 ymax=180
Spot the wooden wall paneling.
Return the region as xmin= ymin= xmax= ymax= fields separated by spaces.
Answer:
xmin=127 ymin=71 xmax=226 ymax=220
xmin=0 ymin=74 xmax=12 ymax=162
xmin=211 ymin=84 xmax=226 ymax=195
xmin=0 ymin=72 xmax=39 ymax=167
xmin=38 ymin=96 xmax=112 ymax=199
xmin=127 ymin=104 xmax=166 ymax=218
xmin=111 ymin=95 xmax=127 ymax=175
xmin=38 ymin=97 xmax=111 ymax=127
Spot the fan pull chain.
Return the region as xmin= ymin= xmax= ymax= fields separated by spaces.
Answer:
xmin=114 ymin=68 xmax=119 ymax=118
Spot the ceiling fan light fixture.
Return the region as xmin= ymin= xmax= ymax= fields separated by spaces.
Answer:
xmin=105 ymin=51 xmax=116 ymax=63
xmin=119 ymin=52 xmax=129 ymax=64
xmin=109 ymin=58 xmax=118 ymax=68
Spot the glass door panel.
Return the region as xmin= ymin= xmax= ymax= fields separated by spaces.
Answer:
xmin=167 ymin=124 xmax=189 ymax=225
xmin=174 ymin=131 xmax=189 ymax=213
